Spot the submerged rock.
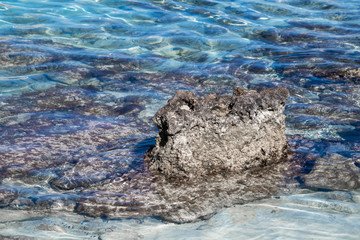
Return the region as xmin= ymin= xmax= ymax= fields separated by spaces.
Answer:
xmin=300 ymin=153 xmax=360 ymax=191
xmin=0 ymin=86 xmax=298 ymax=223
xmin=76 ymin=150 xmax=299 ymax=223
xmin=146 ymin=87 xmax=290 ymax=180
xmin=2 ymin=85 xmax=359 ymax=224
xmin=76 ymin=87 xmax=297 ymax=223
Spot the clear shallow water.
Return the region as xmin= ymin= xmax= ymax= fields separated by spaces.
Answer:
xmin=1 ymin=191 xmax=360 ymax=239
xmin=0 ymin=0 xmax=360 ymax=239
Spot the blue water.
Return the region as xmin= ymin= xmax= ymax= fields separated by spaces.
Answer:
xmin=0 ymin=0 xmax=360 ymax=239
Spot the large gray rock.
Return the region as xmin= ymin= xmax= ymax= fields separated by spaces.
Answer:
xmin=146 ymin=87 xmax=290 ymax=180
xmin=76 ymin=87 xmax=296 ymax=223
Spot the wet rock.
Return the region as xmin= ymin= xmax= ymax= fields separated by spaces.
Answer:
xmin=275 ymin=63 xmax=360 ymax=84
xmin=289 ymin=0 xmax=339 ymax=10
xmin=0 ymin=85 xmax=151 ymax=187
xmin=75 ymin=154 xmax=298 ymax=223
xmin=73 ymin=87 xmax=299 ymax=223
xmin=2 ymin=85 xmax=358 ymax=224
xmin=300 ymin=153 xmax=360 ymax=191
xmin=247 ymin=29 xmax=281 ymax=44
xmin=0 ymin=235 xmax=38 ymax=240
xmin=75 ymin=150 xmax=299 ymax=223
xmin=313 ymin=67 xmax=360 ymax=83
xmin=152 ymin=160 xmax=298 ymax=222
xmin=146 ymin=87 xmax=290 ymax=180
xmin=0 ymin=187 xmax=18 ymax=207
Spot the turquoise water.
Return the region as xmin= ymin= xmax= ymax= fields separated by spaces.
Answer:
xmin=0 ymin=0 xmax=360 ymax=239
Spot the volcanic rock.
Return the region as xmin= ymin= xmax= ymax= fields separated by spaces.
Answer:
xmin=0 ymin=85 xmax=304 ymax=223
xmin=76 ymin=87 xmax=296 ymax=223
xmin=300 ymin=153 xmax=360 ymax=191
xmin=146 ymin=87 xmax=290 ymax=180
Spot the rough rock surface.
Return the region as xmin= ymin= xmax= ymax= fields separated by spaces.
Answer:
xmin=76 ymin=157 xmax=299 ymax=223
xmin=1 ymin=85 xmax=359 ymax=224
xmin=300 ymin=153 xmax=360 ymax=191
xmin=146 ymin=87 xmax=290 ymax=180
xmin=75 ymin=87 xmax=298 ymax=223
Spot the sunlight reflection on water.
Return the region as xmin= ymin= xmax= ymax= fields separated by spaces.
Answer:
xmin=0 ymin=0 xmax=359 ymax=238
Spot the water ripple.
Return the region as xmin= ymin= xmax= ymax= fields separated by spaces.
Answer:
xmin=0 ymin=0 xmax=360 ymax=238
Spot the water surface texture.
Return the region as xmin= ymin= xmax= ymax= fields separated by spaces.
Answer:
xmin=0 ymin=0 xmax=360 ymax=239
